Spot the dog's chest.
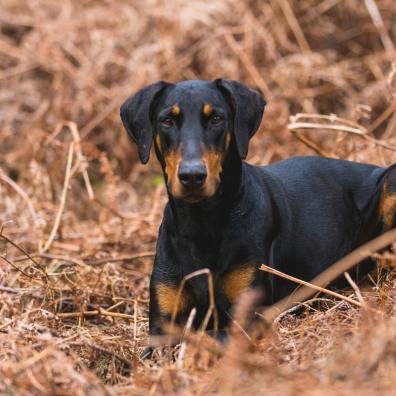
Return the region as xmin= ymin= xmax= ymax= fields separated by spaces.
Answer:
xmin=173 ymin=227 xmax=265 ymax=310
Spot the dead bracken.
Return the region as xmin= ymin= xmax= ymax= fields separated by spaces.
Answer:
xmin=0 ymin=0 xmax=396 ymax=395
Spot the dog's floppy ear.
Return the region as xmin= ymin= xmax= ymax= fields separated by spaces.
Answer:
xmin=120 ymin=81 xmax=169 ymax=164
xmin=215 ymin=79 xmax=266 ymax=159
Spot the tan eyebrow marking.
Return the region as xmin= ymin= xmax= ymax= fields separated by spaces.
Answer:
xmin=171 ymin=105 xmax=180 ymax=116
xmin=203 ymin=103 xmax=213 ymax=116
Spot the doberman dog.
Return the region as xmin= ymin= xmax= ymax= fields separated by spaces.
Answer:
xmin=120 ymin=79 xmax=396 ymax=349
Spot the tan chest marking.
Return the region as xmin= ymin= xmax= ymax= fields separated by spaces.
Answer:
xmin=156 ymin=283 xmax=190 ymax=316
xmin=222 ymin=265 xmax=255 ymax=304
xmin=379 ymin=183 xmax=396 ymax=230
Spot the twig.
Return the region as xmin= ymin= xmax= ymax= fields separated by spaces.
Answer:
xmin=288 ymin=121 xmax=366 ymax=135
xmin=288 ymin=113 xmax=396 ymax=152
xmin=0 ymin=232 xmax=47 ymax=278
xmin=344 ymin=272 xmax=367 ymax=307
xmin=70 ymin=341 xmax=133 ymax=370
xmin=366 ymin=101 xmax=396 ymax=134
xmin=364 ymin=0 xmax=395 ymax=54
xmin=171 ymin=268 xmax=218 ymax=342
xmin=65 ymin=122 xmax=94 ymax=200
xmin=80 ymin=97 xmax=122 ymax=139
xmin=88 ymin=251 xmax=155 ymax=265
xmin=0 ymin=255 xmax=40 ymax=281
xmin=13 ymin=346 xmax=56 ymax=375
xmin=277 ymin=0 xmax=311 ymax=53
xmin=223 ymin=30 xmax=272 ymax=99
xmin=273 ymin=297 xmax=335 ymax=324
xmin=0 ymin=168 xmax=38 ymax=225
xmin=291 ymin=130 xmax=337 ymax=157
xmin=56 ymin=308 xmax=144 ymax=321
xmin=176 ymin=307 xmax=197 ymax=369
xmin=259 ymin=264 xmax=374 ymax=311
xmin=36 ymin=253 xmax=88 ymax=268
xmin=46 ymin=122 xmax=94 ymax=200
xmin=40 ymin=143 xmax=74 ymax=254
xmin=260 ymin=229 xmax=396 ymax=322
xmin=290 ymin=113 xmax=367 ymax=129
xmin=363 ymin=135 xmax=396 ymax=153
xmin=0 ymin=64 xmax=38 ymax=81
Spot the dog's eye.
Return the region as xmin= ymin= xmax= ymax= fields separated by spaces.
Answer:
xmin=210 ymin=115 xmax=223 ymax=126
xmin=161 ymin=118 xmax=174 ymax=128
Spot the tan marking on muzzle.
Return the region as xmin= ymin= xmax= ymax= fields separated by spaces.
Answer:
xmin=379 ymin=182 xmax=396 ymax=230
xmin=156 ymin=283 xmax=190 ymax=316
xmin=224 ymin=130 xmax=231 ymax=152
xmin=201 ymin=131 xmax=232 ymax=197
xmin=164 ymin=147 xmax=182 ymax=196
xmin=202 ymin=149 xmax=222 ymax=196
xmin=222 ymin=265 xmax=255 ymax=304
xmin=155 ymin=134 xmax=162 ymax=153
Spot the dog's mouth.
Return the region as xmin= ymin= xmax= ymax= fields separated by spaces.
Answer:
xmin=180 ymin=193 xmax=207 ymax=203
xmin=170 ymin=184 xmax=211 ymax=203
xmin=179 ymin=186 xmax=208 ymax=203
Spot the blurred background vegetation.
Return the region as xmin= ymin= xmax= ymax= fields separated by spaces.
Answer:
xmin=0 ymin=1 xmax=396 ymax=394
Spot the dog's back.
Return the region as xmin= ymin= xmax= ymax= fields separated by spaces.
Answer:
xmin=254 ymin=156 xmax=395 ymax=300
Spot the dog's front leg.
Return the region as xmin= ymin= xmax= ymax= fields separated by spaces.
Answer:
xmin=142 ymin=260 xmax=191 ymax=358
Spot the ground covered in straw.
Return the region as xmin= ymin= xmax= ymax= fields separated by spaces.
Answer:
xmin=1 ymin=0 xmax=396 ymax=395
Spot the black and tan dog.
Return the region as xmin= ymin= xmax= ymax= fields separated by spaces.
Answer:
xmin=120 ymin=79 xmax=396 ymax=348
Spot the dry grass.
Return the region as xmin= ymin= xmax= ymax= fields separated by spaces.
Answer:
xmin=1 ymin=0 xmax=396 ymax=394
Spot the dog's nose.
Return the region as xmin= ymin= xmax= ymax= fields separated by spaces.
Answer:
xmin=178 ymin=161 xmax=207 ymax=189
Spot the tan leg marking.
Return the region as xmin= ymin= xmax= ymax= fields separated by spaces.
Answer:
xmin=156 ymin=283 xmax=190 ymax=316
xmin=222 ymin=265 xmax=255 ymax=304
xmin=379 ymin=183 xmax=396 ymax=230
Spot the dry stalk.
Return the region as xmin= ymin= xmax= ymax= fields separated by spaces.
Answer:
xmin=40 ymin=143 xmax=74 ymax=254
xmin=176 ymin=307 xmax=197 ymax=369
xmin=223 ymin=29 xmax=272 ymax=98
xmin=0 ymin=168 xmax=38 ymax=225
xmin=170 ymin=268 xmax=219 ymax=343
xmin=364 ymin=0 xmax=395 ymax=54
xmin=261 ymin=228 xmax=396 ymax=322
xmin=259 ymin=264 xmax=376 ymax=312
xmin=344 ymin=271 xmax=367 ymax=307
xmin=276 ymin=0 xmax=311 ymax=53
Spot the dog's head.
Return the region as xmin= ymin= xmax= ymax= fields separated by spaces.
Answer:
xmin=120 ymin=79 xmax=265 ymax=203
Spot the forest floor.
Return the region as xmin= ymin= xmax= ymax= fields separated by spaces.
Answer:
xmin=1 ymin=1 xmax=396 ymax=394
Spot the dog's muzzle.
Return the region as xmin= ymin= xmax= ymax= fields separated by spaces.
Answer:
xmin=178 ymin=160 xmax=207 ymax=191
